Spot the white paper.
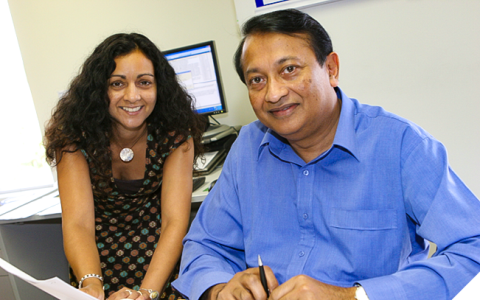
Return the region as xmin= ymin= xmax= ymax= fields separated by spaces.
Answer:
xmin=0 ymin=187 xmax=56 ymax=216
xmin=37 ymin=202 xmax=62 ymax=215
xmin=0 ymin=258 xmax=96 ymax=300
xmin=0 ymin=192 xmax=60 ymax=220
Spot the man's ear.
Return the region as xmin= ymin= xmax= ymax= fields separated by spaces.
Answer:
xmin=326 ymin=52 xmax=340 ymax=87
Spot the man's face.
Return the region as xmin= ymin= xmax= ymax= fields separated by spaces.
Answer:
xmin=241 ymin=32 xmax=339 ymax=144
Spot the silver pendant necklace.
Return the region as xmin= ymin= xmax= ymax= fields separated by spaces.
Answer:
xmin=117 ymin=127 xmax=147 ymax=163
xmin=119 ymin=147 xmax=135 ymax=162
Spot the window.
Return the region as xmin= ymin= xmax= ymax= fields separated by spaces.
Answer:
xmin=0 ymin=0 xmax=54 ymax=194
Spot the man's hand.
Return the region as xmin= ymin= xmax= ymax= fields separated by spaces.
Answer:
xmin=203 ymin=271 xmax=355 ymax=300
xmin=270 ymin=275 xmax=356 ymax=300
xmin=206 ymin=266 xmax=279 ymax=300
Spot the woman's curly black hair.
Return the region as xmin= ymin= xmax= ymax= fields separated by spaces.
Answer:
xmin=44 ymin=33 xmax=205 ymax=177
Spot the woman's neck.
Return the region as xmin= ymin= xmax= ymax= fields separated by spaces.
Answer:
xmin=111 ymin=123 xmax=148 ymax=147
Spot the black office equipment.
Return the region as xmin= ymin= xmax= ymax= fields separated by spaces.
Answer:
xmin=208 ymin=180 xmax=217 ymax=192
xmin=194 ymin=130 xmax=238 ymax=176
xmin=204 ymin=131 xmax=237 ymax=152
xmin=192 ymin=177 xmax=206 ymax=192
xmin=193 ymin=149 xmax=227 ymax=176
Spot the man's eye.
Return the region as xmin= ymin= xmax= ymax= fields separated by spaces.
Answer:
xmin=250 ymin=77 xmax=262 ymax=85
xmin=284 ymin=66 xmax=296 ymax=73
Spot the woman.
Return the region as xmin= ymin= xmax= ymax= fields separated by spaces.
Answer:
xmin=44 ymin=33 xmax=204 ymax=300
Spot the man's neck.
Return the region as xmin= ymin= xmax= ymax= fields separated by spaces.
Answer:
xmin=288 ymin=98 xmax=341 ymax=163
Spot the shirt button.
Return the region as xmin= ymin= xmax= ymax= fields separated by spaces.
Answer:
xmin=303 ymin=170 xmax=309 ymax=176
xmin=299 ymin=251 xmax=305 ymax=257
xmin=303 ymin=213 xmax=308 ymax=220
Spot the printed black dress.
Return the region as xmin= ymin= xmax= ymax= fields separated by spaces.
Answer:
xmin=70 ymin=124 xmax=184 ymax=299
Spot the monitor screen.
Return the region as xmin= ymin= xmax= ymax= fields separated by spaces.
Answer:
xmin=164 ymin=41 xmax=227 ymax=116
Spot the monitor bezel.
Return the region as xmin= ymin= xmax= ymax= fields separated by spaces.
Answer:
xmin=163 ymin=40 xmax=227 ymax=116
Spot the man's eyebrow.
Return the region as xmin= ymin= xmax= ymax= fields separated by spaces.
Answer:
xmin=276 ymin=56 xmax=299 ymax=66
xmin=244 ymin=56 xmax=300 ymax=76
xmin=245 ymin=68 xmax=260 ymax=77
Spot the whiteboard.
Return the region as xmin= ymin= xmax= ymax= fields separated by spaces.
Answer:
xmin=233 ymin=0 xmax=341 ymax=26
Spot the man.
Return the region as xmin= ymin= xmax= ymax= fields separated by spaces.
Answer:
xmin=173 ymin=9 xmax=480 ymax=300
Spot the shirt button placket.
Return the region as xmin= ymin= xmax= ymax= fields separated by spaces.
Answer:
xmin=301 ymin=169 xmax=310 ymax=223
xmin=285 ymin=166 xmax=314 ymax=279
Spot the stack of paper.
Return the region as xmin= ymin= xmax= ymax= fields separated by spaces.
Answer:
xmin=0 ymin=258 xmax=96 ymax=300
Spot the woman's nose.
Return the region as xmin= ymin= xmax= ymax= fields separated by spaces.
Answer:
xmin=125 ymin=85 xmax=140 ymax=102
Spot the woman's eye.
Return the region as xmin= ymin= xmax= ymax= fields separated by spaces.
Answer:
xmin=139 ymin=80 xmax=152 ymax=86
xmin=110 ymin=81 xmax=123 ymax=88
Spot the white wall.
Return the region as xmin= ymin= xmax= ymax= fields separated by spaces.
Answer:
xmin=9 ymin=0 xmax=479 ymax=196
xmin=7 ymin=0 xmax=256 ymax=132
xmin=302 ymin=0 xmax=480 ymax=196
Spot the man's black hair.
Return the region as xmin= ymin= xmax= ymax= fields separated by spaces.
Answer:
xmin=234 ymin=9 xmax=333 ymax=84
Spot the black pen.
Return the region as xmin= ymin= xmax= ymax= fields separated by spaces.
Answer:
xmin=258 ymin=254 xmax=269 ymax=297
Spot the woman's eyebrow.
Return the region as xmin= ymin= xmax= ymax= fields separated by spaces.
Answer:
xmin=137 ymin=73 xmax=154 ymax=78
xmin=109 ymin=73 xmax=154 ymax=79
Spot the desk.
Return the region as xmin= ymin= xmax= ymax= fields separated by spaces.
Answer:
xmin=0 ymin=166 xmax=222 ymax=300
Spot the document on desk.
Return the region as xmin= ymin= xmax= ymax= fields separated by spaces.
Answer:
xmin=0 ymin=187 xmax=57 ymax=217
xmin=0 ymin=258 xmax=96 ymax=300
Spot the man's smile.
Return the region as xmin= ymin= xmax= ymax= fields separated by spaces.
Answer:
xmin=269 ymin=103 xmax=298 ymax=117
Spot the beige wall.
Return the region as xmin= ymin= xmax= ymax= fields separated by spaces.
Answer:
xmin=7 ymin=0 xmax=256 ymax=132
xmin=9 ymin=0 xmax=480 ymax=196
xmin=303 ymin=0 xmax=480 ymax=196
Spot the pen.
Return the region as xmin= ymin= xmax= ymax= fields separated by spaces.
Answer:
xmin=258 ymin=254 xmax=269 ymax=297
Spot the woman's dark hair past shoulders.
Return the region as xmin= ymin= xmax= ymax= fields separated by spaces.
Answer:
xmin=44 ymin=33 xmax=205 ymax=175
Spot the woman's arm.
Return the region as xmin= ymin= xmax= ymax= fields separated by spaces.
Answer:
xmin=57 ymin=149 xmax=104 ymax=300
xmin=139 ymin=138 xmax=194 ymax=298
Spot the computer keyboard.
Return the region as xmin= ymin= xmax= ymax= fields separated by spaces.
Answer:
xmin=193 ymin=177 xmax=206 ymax=192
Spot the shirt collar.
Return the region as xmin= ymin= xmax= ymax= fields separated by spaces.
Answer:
xmin=258 ymin=87 xmax=359 ymax=162
xmin=259 ymin=128 xmax=287 ymax=156
xmin=332 ymin=87 xmax=359 ymax=161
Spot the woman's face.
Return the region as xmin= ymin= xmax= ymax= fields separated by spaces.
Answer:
xmin=107 ymin=49 xmax=157 ymax=131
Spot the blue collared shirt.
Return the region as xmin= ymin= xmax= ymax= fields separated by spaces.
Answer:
xmin=173 ymin=88 xmax=480 ymax=300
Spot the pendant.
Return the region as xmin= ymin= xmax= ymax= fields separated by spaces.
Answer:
xmin=120 ymin=148 xmax=134 ymax=162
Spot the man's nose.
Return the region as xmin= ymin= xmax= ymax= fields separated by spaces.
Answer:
xmin=265 ymin=78 xmax=287 ymax=103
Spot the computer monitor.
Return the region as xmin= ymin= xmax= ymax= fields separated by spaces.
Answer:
xmin=164 ymin=41 xmax=227 ymax=118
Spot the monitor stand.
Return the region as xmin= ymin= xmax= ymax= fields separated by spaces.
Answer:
xmin=202 ymin=124 xmax=231 ymax=138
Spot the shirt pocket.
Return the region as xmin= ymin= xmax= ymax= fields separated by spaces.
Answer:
xmin=329 ymin=208 xmax=397 ymax=231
